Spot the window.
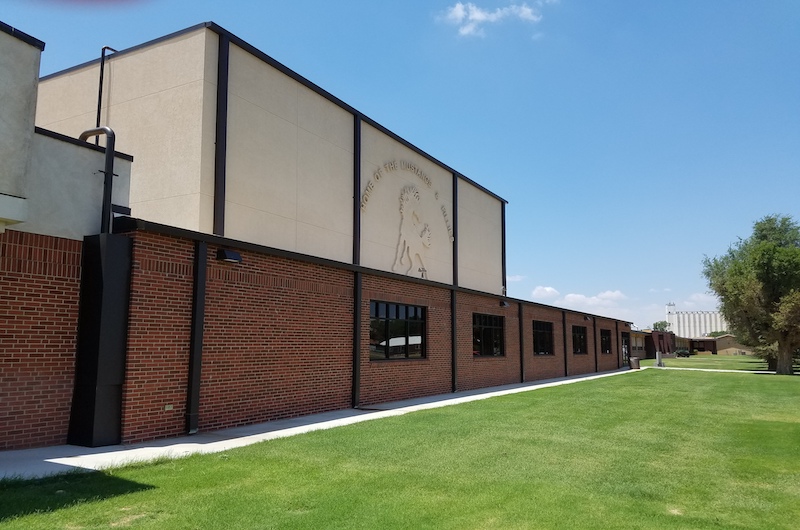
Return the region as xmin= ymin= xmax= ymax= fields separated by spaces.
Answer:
xmin=473 ymin=314 xmax=504 ymax=357
xmin=370 ymin=301 xmax=426 ymax=360
xmin=572 ymin=325 xmax=587 ymax=354
xmin=600 ymin=329 xmax=612 ymax=354
xmin=533 ymin=321 xmax=554 ymax=355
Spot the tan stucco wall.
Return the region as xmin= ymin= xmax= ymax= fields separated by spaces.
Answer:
xmin=36 ymin=28 xmax=217 ymax=233
xmin=224 ymin=43 xmax=354 ymax=263
xmin=0 ymin=29 xmax=40 ymax=201
xmin=11 ymin=132 xmax=131 ymax=240
xmin=360 ymin=123 xmax=454 ymax=284
xmin=458 ymin=180 xmax=503 ymax=294
xmin=33 ymin=24 xmax=504 ymax=289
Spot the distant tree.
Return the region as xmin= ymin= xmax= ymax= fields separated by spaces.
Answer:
xmin=707 ymin=331 xmax=729 ymax=338
xmin=652 ymin=321 xmax=670 ymax=332
xmin=702 ymin=214 xmax=800 ymax=375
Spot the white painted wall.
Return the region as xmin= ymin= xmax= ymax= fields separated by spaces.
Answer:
xmin=0 ymin=26 xmax=40 ymax=228
xmin=36 ymin=28 xmax=217 ymax=233
xmin=457 ymin=181 xmax=503 ymax=294
xmin=12 ymin=133 xmax=132 ymax=240
xmin=360 ymin=123 xmax=454 ymax=284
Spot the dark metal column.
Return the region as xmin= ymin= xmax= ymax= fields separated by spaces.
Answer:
xmin=186 ymin=241 xmax=208 ymax=434
xmin=519 ymin=302 xmax=525 ymax=382
xmin=562 ymin=311 xmax=568 ymax=377
xmin=213 ymin=34 xmax=230 ymax=236
xmin=593 ymin=317 xmax=598 ymax=373
xmin=68 ymin=234 xmax=132 ymax=447
xmin=351 ymin=115 xmax=363 ymax=408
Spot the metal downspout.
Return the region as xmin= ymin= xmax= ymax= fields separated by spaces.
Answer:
xmin=79 ymin=127 xmax=116 ymax=234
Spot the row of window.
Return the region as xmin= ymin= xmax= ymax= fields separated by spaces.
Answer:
xmin=369 ymin=300 xmax=616 ymax=361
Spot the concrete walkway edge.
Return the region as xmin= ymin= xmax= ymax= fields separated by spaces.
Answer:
xmin=2 ymin=369 xmax=638 ymax=479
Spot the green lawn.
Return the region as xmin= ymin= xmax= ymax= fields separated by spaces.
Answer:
xmin=2 ymin=370 xmax=798 ymax=529
xmin=640 ymin=354 xmax=770 ymax=371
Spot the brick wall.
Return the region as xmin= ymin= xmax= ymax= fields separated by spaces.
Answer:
xmin=120 ymin=233 xmax=355 ymax=443
xmin=524 ymin=305 xmax=567 ymax=381
xmin=456 ymin=292 xmax=520 ymax=391
xmin=564 ymin=312 xmax=597 ymax=376
xmin=199 ymin=246 xmax=353 ymax=432
xmin=0 ymin=231 xmax=81 ymax=450
xmin=121 ymin=232 xmax=194 ymax=443
xmin=359 ymin=274 xmax=452 ymax=405
xmin=596 ymin=317 xmax=622 ymax=372
xmin=0 ymin=224 xmax=632 ymax=450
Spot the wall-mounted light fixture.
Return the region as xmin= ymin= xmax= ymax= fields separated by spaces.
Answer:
xmin=499 ymin=300 xmax=510 ymax=308
xmin=216 ymin=248 xmax=243 ymax=264
xmin=584 ymin=315 xmax=592 ymax=321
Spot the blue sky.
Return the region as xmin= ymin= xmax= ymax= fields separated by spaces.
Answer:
xmin=5 ymin=0 xmax=799 ymax=330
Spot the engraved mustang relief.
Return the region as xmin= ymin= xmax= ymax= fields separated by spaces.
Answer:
xmin=392 ymin=185 xmax=432 ymax=279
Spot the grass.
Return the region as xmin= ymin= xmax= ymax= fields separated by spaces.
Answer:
xmin=1 ymin=370 xmax=798 ymax=529
xmin=639 ymin=353 xmax=770 ymax=371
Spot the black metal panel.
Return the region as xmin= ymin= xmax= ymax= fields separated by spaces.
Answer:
xmin=213 ymin=34 xmax=230 ymax=236
xmin=352 ymin=272 xmax=362 ymax=407
xmin=501 ymin=202 xmax=507 ymax=296
xmin=186 ymin=241 xmax=208 ymax=434
xmin=518 ymin=302 xmax=525 ymax=382
xmin=452 ymin=172 xmax=458 ymax=287
xmin=451 ymin=290 xmax=457 ymax=392
xmin=593 ymin=317 xmax=598 ymax=372
xmin=68 ymin=234 xmax=132 ymax=447
xmin=353 ymin=116 xmax=361 ymax=266
xmin=562 ymin=311 xmax=568 ymax=377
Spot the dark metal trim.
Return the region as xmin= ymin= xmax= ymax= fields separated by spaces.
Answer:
xmin=451 ymin=290 xmax=458 ymax=392
xmin=353 ymin=116 xmax=362 ymax=265
xmin=0 ymin=21 xmax=45 ymax=50
xmin=616 ymin=321 xmax=620 ymax=369
xmin=562 ymin=311 xmax=568 ymax=377
xmin=593 ymin=317 xmax=598 ymax=373
xmin=112 ymin=204 xmax=131 ymax=215
xmin=501 ymin=202 xmax=507 ymax=295
xmin=518 ymin=302 xmax=525 ymax=382
xmin=452 ymin=172 xmax=459 ymax=287
xmin=186 ymin=241 xmax=207 ymax=434
xmin=352 ymin=272 xmax=362 ymax=407
xmin=95 ymin=46 xmax=117 ymax=145
xmin=34 ymin=127 xmax=133 ymax=160
xmin=213 ymin=34 xmax=230 ymax=236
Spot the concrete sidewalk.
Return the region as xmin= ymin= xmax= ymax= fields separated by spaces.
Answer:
xmin=1 ymin=369 xmax=634 ymax=480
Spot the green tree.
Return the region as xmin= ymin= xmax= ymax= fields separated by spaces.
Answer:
xmin=707 ymin=330 xmax=729 ymax=338
xmin=702 ymin=214 xmax=800 ymax=375
xmin=652 ymin=321 xmax=670 ymax=332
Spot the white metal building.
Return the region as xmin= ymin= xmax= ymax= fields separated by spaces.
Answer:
xmin=665 ymin=303 xmax=728 ymax=338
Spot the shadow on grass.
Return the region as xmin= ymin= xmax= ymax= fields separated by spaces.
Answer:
xmin=0 ymin=470 xmax=154 ymax=522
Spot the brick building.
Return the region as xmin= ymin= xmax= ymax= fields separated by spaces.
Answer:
xmin=1 ymin=22 xmax=632 ymax=451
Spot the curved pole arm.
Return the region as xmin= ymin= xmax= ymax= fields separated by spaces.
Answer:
xmin=79 ymin=127 xmax=116 ymax=234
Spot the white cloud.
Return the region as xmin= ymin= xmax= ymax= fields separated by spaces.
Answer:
xmin=443 ymin=2 xmax=546 ymax=37
xmin=558 ymin=290 xmax=628 ymax=312
xmin=683 ymin=292 xmax=720 ymax=309
xmin=507 ymin=274 xmax=526 ymax=282
xmin=532 ymin=286 xmax=559 ymax=299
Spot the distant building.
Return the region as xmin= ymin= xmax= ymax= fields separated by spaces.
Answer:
xmin=665 ymin=303 xmax=727 ymax=338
